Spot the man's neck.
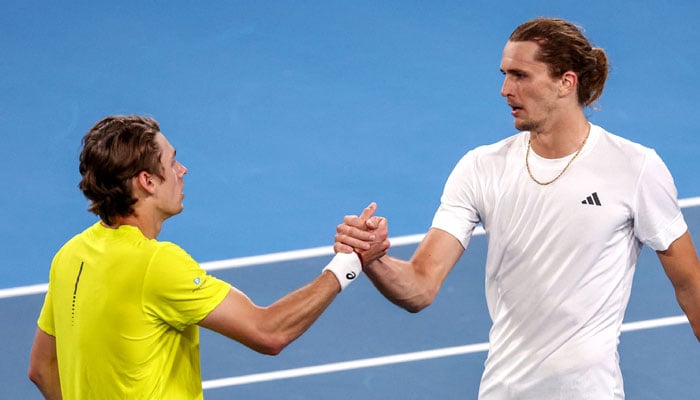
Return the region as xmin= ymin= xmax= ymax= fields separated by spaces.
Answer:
xmin=106 ymin=214 xmax=162 ymax=240
xmin=528 ymin=114 xmax=590 ymax=159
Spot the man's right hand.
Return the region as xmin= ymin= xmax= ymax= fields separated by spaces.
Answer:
xmin=334 ymin=202 xmax=390 ymax=266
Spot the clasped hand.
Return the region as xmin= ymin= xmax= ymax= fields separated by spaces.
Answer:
xmin=334 ymin=202 xmax=390 ymax=266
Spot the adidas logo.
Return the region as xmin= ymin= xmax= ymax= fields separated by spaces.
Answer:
xmin=581 ymin=192 xmax=601 ymax=206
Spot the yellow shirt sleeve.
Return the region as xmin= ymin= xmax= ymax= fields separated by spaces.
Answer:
xmin=37 ymin=249 xmax=63 ymax=336
xmin=142 ymin=242 xmax=231 ymax=331
xmin=37 ymin=284 xmax=56 ymax=336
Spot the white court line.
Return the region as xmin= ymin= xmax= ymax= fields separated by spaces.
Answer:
xmin=2 ymin=195 xmax=698 ymax=300
xmin=202 ymin=342 xmax=490 ymax=390
xmin=202 ymin=314 xmax=690 ymax=390
xmin=0 ymin=283 xmax=48 ymax=299
xmin=679 ymin=197 xmax=700 ymax=208
xmin=619 ymin=314 xmax=688 ymax=332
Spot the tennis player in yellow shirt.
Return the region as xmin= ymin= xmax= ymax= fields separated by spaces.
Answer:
xmin=27 ymin=115 xmax=386 ymax=399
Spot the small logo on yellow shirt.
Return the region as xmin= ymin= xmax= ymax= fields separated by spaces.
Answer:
xmin=192 ymin=277 xmax=208 ymax=292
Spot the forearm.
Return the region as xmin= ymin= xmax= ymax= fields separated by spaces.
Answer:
xmin=201 ymin=253 xmax=360 ymax=355
xmin=658 ymin=231 xmax=700 ymax=341
xmin=29 ymin=329 xmax=62 ymax=399
xmin=34 ymin=375 xmax=62 ymax=400
xmin=260 ymin=271 xmax=340 ymax=352
xmin=362 ymin=229 xmax=464 ymax=313
xmin=363 ymin=256 xmax=435 ymax=313
xmin=673 ymin=281 xmax=700 ymax=341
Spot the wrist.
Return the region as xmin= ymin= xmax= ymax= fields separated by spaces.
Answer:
xmin=323 ymin=252 xmax=361 ymax=291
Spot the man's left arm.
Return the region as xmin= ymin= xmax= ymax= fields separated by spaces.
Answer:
xmin=657 ymin=230 xmax=700 ymax=341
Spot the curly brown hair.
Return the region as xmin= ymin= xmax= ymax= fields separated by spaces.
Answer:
xmin=509 ymin=18 xmax=609 ymax=108
xmin=78 ymin=115 xmax=164 ymax=225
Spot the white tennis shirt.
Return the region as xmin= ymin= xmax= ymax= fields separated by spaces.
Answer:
xmin=432 ymin=124 xmax=687 ymax=399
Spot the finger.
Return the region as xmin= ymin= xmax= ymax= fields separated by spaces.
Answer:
xmin=336 ymin=223 xmax=377 ymax=241
xmin=333 ymin=242 xmax=355 ymax=254
xmin=381 ymin=238 xmax=391 ymax=252
xmin=334 ymin=232 xmax=372 ymax=250
xmin=365 ymin=216 xmax=386 ymax=230
xmin=367 ymin=218 xmax=389 ymax=244
xmin=357 ymin=202 xmax=377 ymax=223
xmin=342 ymin=215 xmax=366 ymax=229
xmin=355 ymin=238 xmax=391 ymax=267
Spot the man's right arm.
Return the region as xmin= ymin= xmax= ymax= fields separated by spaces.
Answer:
xmin=199 ymin=250 xmax=363 ymax=356
xmin=28 ymin=328 xmax=62 ymax=400
xmin=362 ymin=228 xmax=464 ymax=312
xmin=334 ymin=203 xmax=464 ymax=312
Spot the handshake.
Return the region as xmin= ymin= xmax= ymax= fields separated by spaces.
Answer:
xmin=323 ymin=202 xmax=390 ymax=291
xmin=335 ymin=202 xmax=391 ymax=268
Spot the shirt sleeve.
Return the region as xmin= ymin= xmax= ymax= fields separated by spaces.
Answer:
xmin=37 ymin=254 xmax=59 ymax=335
xmin=633 ymin=149 xmax=687 ymax=251
xmin=37 ymin=284 xmax=55 ymax=336
xmin=142 ymin=243 xmax=232 ymax=331
xmin=431 ymin=151 xmax=482 ymax=249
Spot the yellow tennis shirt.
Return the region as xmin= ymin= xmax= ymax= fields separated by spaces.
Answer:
xmin=37 ymin=222 xmax=231 ymax=399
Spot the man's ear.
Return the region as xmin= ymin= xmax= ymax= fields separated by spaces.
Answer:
xmin=559 ymin=70 xmax=578 ymax=98
xmin=135 ymin=171 xmax=157 ymax=195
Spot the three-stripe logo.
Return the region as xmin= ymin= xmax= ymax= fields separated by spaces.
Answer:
xmin=582 ymin=192 xmax=602 ymax=206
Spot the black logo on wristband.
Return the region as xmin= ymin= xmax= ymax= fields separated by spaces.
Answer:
xmin=346 ymin=271 xmax=357 ymax=280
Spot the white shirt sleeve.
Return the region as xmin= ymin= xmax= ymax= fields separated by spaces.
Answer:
xmin=431 ymin=151 xmax=481 ymax=250
xmin=633 ymin=149 xmax=687 ymax=251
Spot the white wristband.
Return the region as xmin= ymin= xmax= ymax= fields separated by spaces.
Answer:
xmin=323 ymin=252 xmax=362 ymax=291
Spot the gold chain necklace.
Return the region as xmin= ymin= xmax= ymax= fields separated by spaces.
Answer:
xmin=525 ymin=129 xmax=590 ymax=186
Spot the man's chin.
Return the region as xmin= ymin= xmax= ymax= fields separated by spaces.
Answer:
xmin=515 ymin=120 xmax=537 ymax=132
xmin=165 ymin=206 xmax=185 ymax=219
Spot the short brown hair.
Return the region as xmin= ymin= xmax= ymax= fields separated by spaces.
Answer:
xmin=78 ymin=115 xmax=163 ymax=225
xmin=509 ymin=18 xmax=609 ymax=108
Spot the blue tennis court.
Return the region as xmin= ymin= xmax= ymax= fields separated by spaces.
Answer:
xmin=1 ymin=1 xmax=699 ymax=398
